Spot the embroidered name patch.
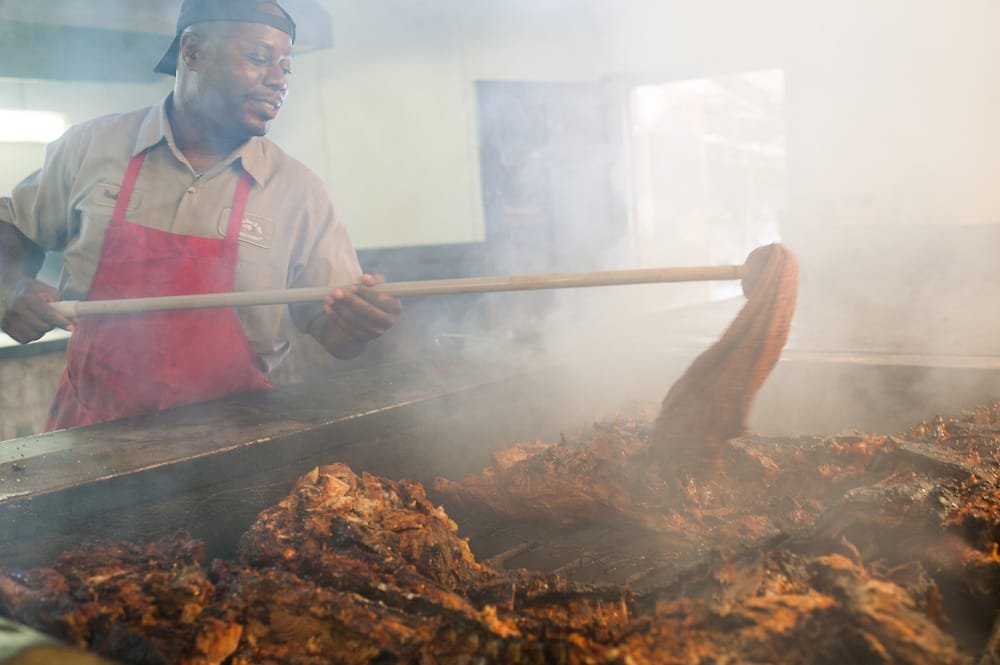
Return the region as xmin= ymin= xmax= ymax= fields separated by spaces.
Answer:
xmin=91 ymin=182 xmax=142 ymax=212
xmin=218 ymin=208 xmax=272 ymax=248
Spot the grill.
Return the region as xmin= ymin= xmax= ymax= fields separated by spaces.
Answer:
xmin=2 ymin=348 xmax=1000 ymax=662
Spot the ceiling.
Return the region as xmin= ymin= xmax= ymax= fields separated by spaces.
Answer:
xmin=0 ymin=0 xmax=332 ymax=82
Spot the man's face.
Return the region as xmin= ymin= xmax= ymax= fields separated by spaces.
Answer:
xmin=195 ymin=21 xmax=293 ymax=140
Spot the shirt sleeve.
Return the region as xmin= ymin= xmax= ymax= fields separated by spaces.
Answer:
xmin=288 ymin=197 xmax=363 ymax=339
xmin=0 ymin=129 xmax=81 ymax=252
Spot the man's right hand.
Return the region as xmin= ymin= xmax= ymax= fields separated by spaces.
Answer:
xmin=1 ymin=277 xmax=74 ymax=343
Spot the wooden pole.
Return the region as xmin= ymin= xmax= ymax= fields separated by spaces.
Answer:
xmin=50 ymin=264 xmax=745 ymax=318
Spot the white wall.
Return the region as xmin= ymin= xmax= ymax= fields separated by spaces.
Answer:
xmin=272 ymin=0 xmax=606 ymax=248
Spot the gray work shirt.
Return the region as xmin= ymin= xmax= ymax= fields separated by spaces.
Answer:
xmin=0 ymin=95 xmax=361 ymax=371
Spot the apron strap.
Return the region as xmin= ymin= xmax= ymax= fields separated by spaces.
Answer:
xmin=111 ymin=152 xmax=147 ymax=224
xmin=225 ymin=169 xmax=254 ymax=243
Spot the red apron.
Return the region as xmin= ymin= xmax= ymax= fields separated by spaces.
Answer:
xmin=46 ymin=151 xmax=272 ymax=430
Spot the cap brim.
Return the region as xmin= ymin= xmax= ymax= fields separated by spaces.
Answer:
xmin=154 ymin=34 xmax=181 ymax=76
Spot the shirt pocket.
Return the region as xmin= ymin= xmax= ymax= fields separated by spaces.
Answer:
xmin=74 ymin=182 xmax=143 ymax=239
xmin=66 ymin=182 xmax=145 ymax=281
xmin=77 ymin=181 xmax=143 ymax=218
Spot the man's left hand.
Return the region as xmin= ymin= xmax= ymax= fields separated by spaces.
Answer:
xmin=319 ymin=274 xmax=401 ymax=357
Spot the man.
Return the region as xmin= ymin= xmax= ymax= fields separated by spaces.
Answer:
xmin=0 ymin=0 xmax=401 ymax=430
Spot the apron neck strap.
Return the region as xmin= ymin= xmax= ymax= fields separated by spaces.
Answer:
xmin=225 ymin=169 xmax=254 ymax=243
xmin=112 ymin=152 xmax=148 ymax=224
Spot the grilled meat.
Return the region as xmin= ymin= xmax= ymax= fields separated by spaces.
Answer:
xmin=434 ymin=417 xmax=676 ymax=531
xmin=238 ymin=463 xmax=502 ymax=623
xmin=433 ymin=415 xmax=891 ymax=545
xmin=435 ymin=405 xmax=1000 ymax=550
xmin=621 ymin=549 xmax=969 ymax=665
xmin=210 ymin=563 xmax=441 ymax=665
xmin=2 ymin=404 xmax=1000 ymax=663
xmin=0 ymin=533 xmax=240 ymax=665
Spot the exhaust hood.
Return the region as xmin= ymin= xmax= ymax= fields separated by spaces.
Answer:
xmin=0 ymin=0 xmax=332 ymax=82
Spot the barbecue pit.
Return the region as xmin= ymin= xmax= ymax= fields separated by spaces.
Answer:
xmin=2 ymin=346 xmax=1000 ymax=663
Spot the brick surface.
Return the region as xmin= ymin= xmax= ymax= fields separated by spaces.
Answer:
xmin=0 ymin=351 xmax=64 ymax=440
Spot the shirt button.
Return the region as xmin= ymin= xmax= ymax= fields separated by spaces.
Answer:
xmin=187 ymin=186 xmax=196 ymax=194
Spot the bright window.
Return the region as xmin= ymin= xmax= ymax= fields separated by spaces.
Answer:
xmin=0 ymin=109 xmax=70 ymax=143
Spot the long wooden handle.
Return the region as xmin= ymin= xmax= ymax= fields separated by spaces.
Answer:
xmin=50 ymin=264 xmax=744 ymax=317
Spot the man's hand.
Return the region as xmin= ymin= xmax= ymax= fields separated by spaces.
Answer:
xmin=1 ymin=277 xmax=75 ymax=343
xmin=316 ymin=274 xmax=401 ymax=358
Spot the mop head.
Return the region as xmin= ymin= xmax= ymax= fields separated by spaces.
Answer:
xmin=652 ymin=243 xmax=799 ymax=470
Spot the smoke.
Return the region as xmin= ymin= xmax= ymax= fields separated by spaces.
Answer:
xmin=452 ymin=0 xmax=1000 ymax=440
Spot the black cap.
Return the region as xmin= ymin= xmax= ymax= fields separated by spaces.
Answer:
xmin=154 ymin=0 xmax=296 ymax=76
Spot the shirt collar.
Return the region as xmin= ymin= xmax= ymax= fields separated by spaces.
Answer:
xmin=133 ymin=94 xmax=270 ymax=186
xmin=132 ymin=96 xmax=173 ymax=157
xmin=238 ymin=136 xmax=268 ymax=186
